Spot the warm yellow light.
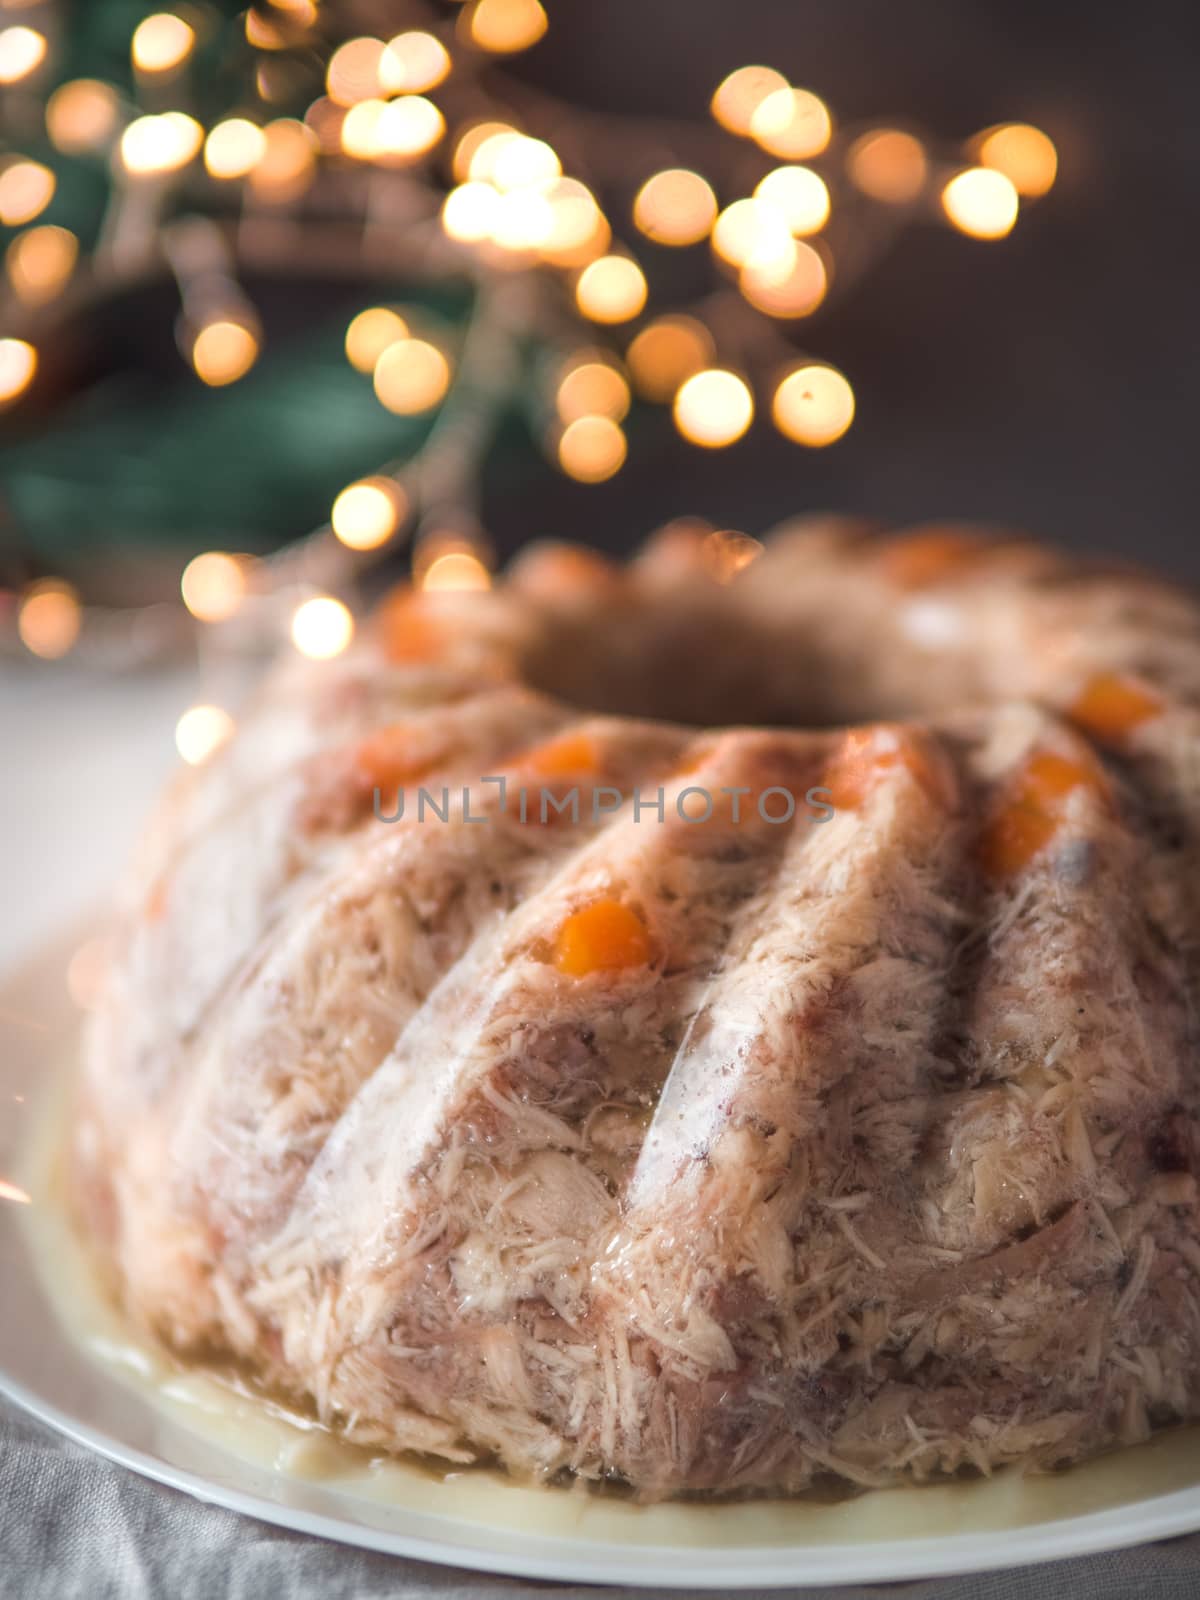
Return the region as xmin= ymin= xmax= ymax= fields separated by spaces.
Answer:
xmin=191 ymin=321 xmax=259 ymax=387
xmin=575 ymin=255 xmax=647 ymax=324
xmin=491 ymin=134 xmax=560 ymax=192
xmin=453 ymin=120 xmax=515 ymax=181
xmin=46 ymin=79 xmax=118 ymax=156
xmin=846 ymin=129 xmax=928 ymax=204
xmin=711 ymin=197 xmax=794 ymax=276
xmin=204 ymin=119 xmax=266 ymax=179
xmin=303 ymin=95 xmax=345 ymax=153
xmin=632 ymin=168 xmax=718 ymax=247
xmin=291 ymin=596 xmax=355 ymax=659
xmin=341 ymin=98 xmax=386 ymax=158
xmin=626 ymin=315 xmax=714 ymax=402
xmin=180 ymin=551 xmax=246 ymax=622
xmin=0 ymin=25 xmax=46 ymax=84
xmin=753 ymin=165 xmax=829 ymax=236
xmin=977 ymin=123 xmax=1057 ymax=197
xmin=772 ymin=364 xmax=855 ymax=446
xmin=540 ymin=178 xmax=610 ymax=266
xmin=245 ymin=9 xmax=289 ymax=49
xmin=421 ymin=551 xmax=492 ymax=592
xmin=373 ymin=338 xmax=451 ymax=414
xmin=710 ymin=65 xmax=788 ymax=136
xmin=120 ymin=111 xmax=203 ymax=176
xmin=326 ymin=36 xmax=385 ymax=105
xmin=331 ymin=479 xmax=407 ymax=550
xmin=673 ymin=369 xmax=754 ymax=448
xmin=345 ymin=306 xmax=408 ymax=371
xmin=466 ymin=0 xmax=548 ymax=55
xmin=371 ymin=95 xmax=445 ymax=162
xmin=0 ymin=162 xmax=54 ymax=228
xmin=556 ymin=360 xmax=630 ymax=424
xmin=0 ymin=338 xmax=37 ymax=405
xmin=6 ymin=226 xmax=77 ymax=306
xmin=46 ymin=79 xmax=119 ymax=154
xmin=442 ymin=181 xmax=502 ymax=243
xmin=557 ymin=415 xmax=627 ymax=483
xmin=131 ymin=13 xmax=195 ymax=73
xmin=18 ymin=581 xmax=80 ymax=659
xmin=490 ymin=187 xmax=554 ymax=251
xmin=175 ymin=704 xmax=235 ymax=765
xmin=750 ymin=87 xmax=832 ymax=159
xmin=0 ymin=1180 xmax=32 ymax=1207
xmin=249 ymin=118 xmax=316 ymax=198
xmin=941 ymin=167 xmax=1019 ymax=239
xmin=381 ymin=31 xmax=452 ymax=93
xmin=739 ymin=240 xmax=827 ymax=318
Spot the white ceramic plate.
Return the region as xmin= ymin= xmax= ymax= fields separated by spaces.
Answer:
xmin=2 ymin=931 xmax=1199 ymax=1589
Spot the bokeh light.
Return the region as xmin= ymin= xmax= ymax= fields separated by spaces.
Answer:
xmin=326 ymin=37 xmax=385 ymax=106
xmin=488 ymin=187 xmax=553 ymax=252
xmin=749 ymin=87 xmax=832 ymax=159
xmin=739 ymin=240 xmax=827 ymax=317
xmin=345 ymin=306 xmax=408 ymax=371
xmin=249 ymin=119 xmax=316 ymax=199
xmin=711 ymin=197 xmax=792 ymax=271
xmin=120 ymin=112 xmax=204 ymax=176
xmin=0 ymin=338 xmax=37 ymax=405
xmin=204 ymin=119 xmax=267 ymax=179
xmin=710 ymin=65 xmax=788 ymax=136
xmin=453 ymin=120 xmax=515 ymax=181
xmin=846 ymin=129 xmax=928 ymax=203
xmin=6 ymin=226 xmax=78 ymax=306
xmin=575 ymin=256 xmax=647 ymax=323
xmin=557 ymin=415 xmax=627 ymax=482
xmin=371 ymin=95 xmax=445 ymax=162
xmin=0 ymin=162 xmax=55 ymax=227
xmin=539 ymin=178 xmax=610 ymax=266
xmin=191 ymin=320 xmax=259 ymax=386
xmin=466 ymin=0 xmax=548 ymax=54
xmin=291 ymin=596 xmax=355 ymax=659
xmin=976 ymin=123 xmax=1057 ymax=197
xmin=941 ymin=167 xmax=1019 ymax=238
xmin=626 ymin=315 xmax=714 ymax=401
xmin=488 ymin=133 xmax=559 ymax=191
xmin=175 ymin=705 xmax=235 ymax=765
xmin=0 ymin=25 xmax=46 ymax=84
xmin=673 ymin=369 xmax=754 ymax=447
xmin=633 ymin=169 xmax=718 ymax=247
xmin=421 ymin=549 xmax=493 ymax=592
xmin=373 ymin=338 xmax=451 ymax=413
xmin=753 ymin=166 xmax=830 ymax=236
xmin=132 ymin=13 xmax=195 ymax=73
xmin=18 ymin=581 xmax=80 ymax=659
xmin=331 ymin=479 xmax=407 ymax=550
xmin=181 ymin=551 xmax=246 ymax=622
xmin=772 ymin=363 xmax=855 ymax=445
xmin=46 ymin=79 xmax=120 ymax=154
xmin=442 ymin=181 xmax=502 ymax=242
xmin=556 ymin=359 xmax=630 ymax=424
xmin=381 ymin=31 xmax=451 ymax=93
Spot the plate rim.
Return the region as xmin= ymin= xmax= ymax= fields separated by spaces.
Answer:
xmin=6 ymin=1367 xmax=1200 ymax=1588
xmin=3 ymin=932 xmax=1200 ymax=1589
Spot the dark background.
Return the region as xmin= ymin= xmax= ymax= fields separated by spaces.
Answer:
xmin=6 ymin=1 xmax=1200 ymax=587
xmin=501 ymin=0 xmax=1200 ymax=578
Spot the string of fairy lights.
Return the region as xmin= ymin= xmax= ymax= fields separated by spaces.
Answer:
xmin=0 ymin=0 xmax=1058 ymax=763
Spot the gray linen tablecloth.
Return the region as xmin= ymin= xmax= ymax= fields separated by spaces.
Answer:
xmin=4 ymin=1401 xmax=1200 ymax=1600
